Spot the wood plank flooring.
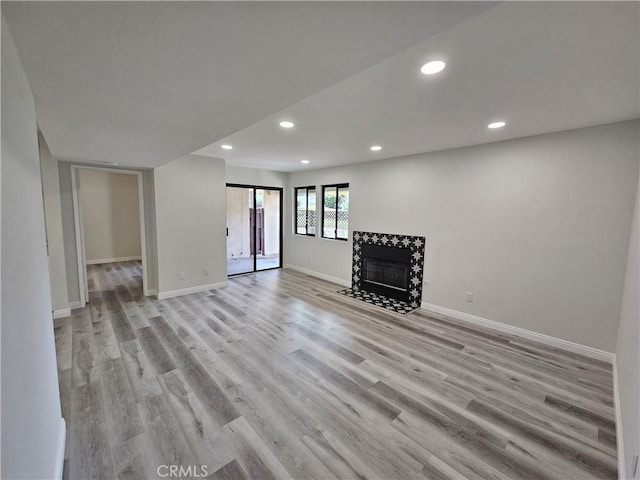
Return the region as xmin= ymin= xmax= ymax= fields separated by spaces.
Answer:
xmin=56 ymin=261 xmax=617 ymax=479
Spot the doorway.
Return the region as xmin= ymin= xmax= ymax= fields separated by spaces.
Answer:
xmin=226 ymin=184 xmax=282 ymax=276
xmin=71 ymin=166 xmax=148 ymax=307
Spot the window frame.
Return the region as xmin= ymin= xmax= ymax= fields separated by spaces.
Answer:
xmin=294 ymin=186 xmax=317 ymax=236
xmin=321 ymin=183 xmax=349 ymax=241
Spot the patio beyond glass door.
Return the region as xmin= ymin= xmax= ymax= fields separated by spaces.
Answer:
xmin=226 ymin=185 xmax=282 ymax=276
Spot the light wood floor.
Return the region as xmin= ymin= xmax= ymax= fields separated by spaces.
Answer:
xmin=56 ymin=261 xmax=617 ymax=479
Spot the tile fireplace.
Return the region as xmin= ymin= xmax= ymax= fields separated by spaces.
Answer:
xmin=339 ymin=231 xmax=426 ymax=314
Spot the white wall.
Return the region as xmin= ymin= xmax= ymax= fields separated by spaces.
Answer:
xmin=1 ymin=18 xmax=65 ymax=479
xmin=287 ymin=121 xmax=639 ymax=352
xmin=616 ymin=167 xmax=640 ymax=479
xmin=39 ymin=132 xmax=70 ymax=313
xmin=78 ymin=169 xmax=141 ymax=263
xmin=226 ymin=164 xmax=287 ymax=188
xmin=155 ymin=154 xmax=227 ymax=295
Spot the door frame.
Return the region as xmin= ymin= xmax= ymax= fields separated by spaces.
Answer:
xmin=226 ymin=183 xmax=283 ymax=276
xmin=71 ymin=165 xmax=149 ymax=307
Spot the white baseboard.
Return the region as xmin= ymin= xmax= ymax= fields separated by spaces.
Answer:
xmin=420 ymin=302 xmax=614 ymax=364
xmin=613 ymin=357 xmax=626 ymax=479
xmin=54 ymin=418 xmax=66 ymax=480
xmin=86 ymin=255 xmax=141 ymax=265
xmin=284 ymin=264 xmax=351 ymax=287
xmin=69 ymin=300 xmax=84 ymax=310
xmin=53 ymin=308 xmax=71 ymax=319
xmin=144 ymin=289 xmax=158 ymax=297
xmin=157 ymin=281 xmax=227 ymax=300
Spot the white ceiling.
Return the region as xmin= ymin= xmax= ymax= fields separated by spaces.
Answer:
xmin=2 ymin=1 xmax=496 ymax=168
xmin=194 ymin=2 xmax=640 ymax=172
xmin=4 ymin=2 xmax=638 ymax=172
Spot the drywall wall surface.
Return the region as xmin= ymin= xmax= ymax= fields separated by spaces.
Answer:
xmin=287 ymin=120 xmax=639 ymax=351
xmin=78 ymin=169 xmax=141 ymax=263
xmin=39 ymin=132 xmax=70 ymax=312
xmin=616 ymin=168 xmax=640 ymax=479
xmin=1 ymin=18 xmax=64 ymax=479
xmin=58 ymin=161 xmax=81 ymax=304
xmin=154 ymin=154 xmax=227 ymax=294
xmin=226 ymin=164 xmax=287 ymax=188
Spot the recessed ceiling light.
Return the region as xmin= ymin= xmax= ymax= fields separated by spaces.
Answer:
xmin=221 ymin=144 xmax=233 ymax=150
xmin=300 ymin=160 xmax=310 ymax=164
xmin=280 ymin=121 xmax=295 ymax=128
xmin=421 ymin=60 xmax=446 ymax=75
xmin=370 ymin=145 xmax=382 ymax=151
xmin=487 ymin=121 xmax=506 ymax=129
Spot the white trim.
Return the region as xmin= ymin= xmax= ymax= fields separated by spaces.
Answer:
xmin=157 ymin=281 xmax=227 ymax=299
xmin=71 ymin=165 xmax=148 ymax=306
xmin=86 ymin=255 xmax=142 ymax=265
xmin=53 ymin=418 xmax=66 ymax=480
xmin=284 ymin=264 xmax=351 ymax=287
xmin=53 ymin=308 xmax=71 ymax=319
xmin=69 ymin=300 xmax=84 ymax=310
xmin=613 ymin=357 xmax=626 ymax=479
xmin=145 ymin=289 xmax=158 ymax=297
xmin=420 ymin=302 xmax=615 ymax=363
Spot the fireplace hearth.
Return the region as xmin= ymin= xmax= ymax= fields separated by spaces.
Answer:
xmin=339 ymin=231 xmax=425 ymax=314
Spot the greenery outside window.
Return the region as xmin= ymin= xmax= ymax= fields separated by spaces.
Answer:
xmin=322 ymin=183 xmax=349 ymax=240
xmin=295 ymin=186 xmax=316 ymax=235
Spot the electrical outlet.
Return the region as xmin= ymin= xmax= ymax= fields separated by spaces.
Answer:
xmin=179 ymin=271 xmax=185 ymax=280
xmin=203 ymin=268 xmax=209 ymax=277
xmin=632 ymin=446 xmax=639 ymax=478
xmin=466 ymin=292 xmax=474 ymax=302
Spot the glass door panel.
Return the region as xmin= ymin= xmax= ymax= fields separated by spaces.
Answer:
xmin=226 ymin=185 xmax=282 ymax=276
xmin=257 ymin=189 xmax=281 ymax=271
xmin=226 ymin=186 xmax=254 ymax=275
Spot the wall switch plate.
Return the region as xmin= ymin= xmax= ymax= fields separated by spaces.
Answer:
xmin=632 ymin=446 xmax=639 ymax=478
xmin=179 ymin=271 xmax=185 ymax=280
xmin=203 ymin=268 xmax=209 ymax=277
xmin=466 ymin=292 xmax=474 ymax=302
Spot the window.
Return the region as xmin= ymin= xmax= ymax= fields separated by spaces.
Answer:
xmin=295 ymin=186 xmax=316 ymax=235
xmin=322 ymin=183 xmax=349 ymax=240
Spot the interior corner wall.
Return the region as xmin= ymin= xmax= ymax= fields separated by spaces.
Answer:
xmin=616 ymin=167 xmax=640 ymax=479
xmin=155 ymin=154 xmax=227 ymax=294
xmin=39 ymin=132 xmax=70 ymax=313
xmin=78 ymin=169 xmax=141 ymax=263
xmin=286 ymin=120 xmax=639 ymax=352
xmin=1 ymin=17 xmax=64 ymax=479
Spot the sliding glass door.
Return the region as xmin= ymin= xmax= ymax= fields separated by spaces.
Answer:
xmin=226 ymin=184 xmax=282 ymax=276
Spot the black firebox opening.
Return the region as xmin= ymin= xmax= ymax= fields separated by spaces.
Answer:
xmin=360 ymin=243 xmax=411 ymax=302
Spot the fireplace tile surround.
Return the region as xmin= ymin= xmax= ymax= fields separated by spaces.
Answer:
xmin=338 ymin=230 xmax=426 ymax=314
